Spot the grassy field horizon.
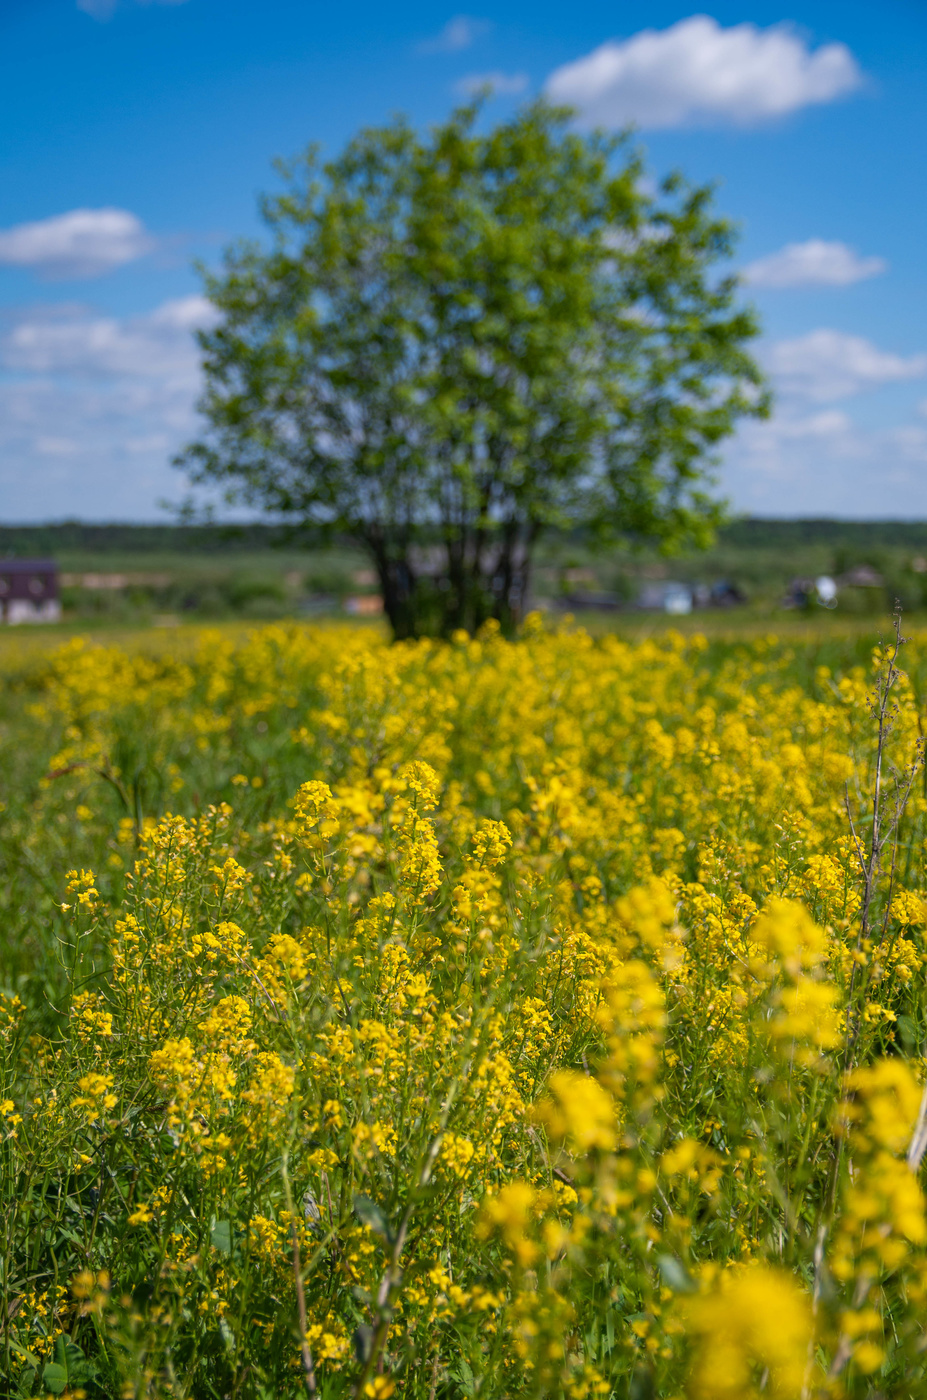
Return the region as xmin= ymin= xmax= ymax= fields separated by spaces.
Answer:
xmin=3 ymin=518 xmax=927 ymax=630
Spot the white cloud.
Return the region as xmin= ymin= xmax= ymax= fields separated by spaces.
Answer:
xmin=767 ymin=330 xmax=927 ymax=402
xmin=0 ymin=208 xmax=155 ymax=280
xmin=720 ymin=335 xmax=927 ymax=515
xmin=743 ymin=240 xmax=887 ymax=288
xmin=35 ymin=435 xmax=80 ymax=456
xmin=455 ymin=70 xmax=529 ymax=97
xmin=721 ymin=407 xmax=927 ymax=517
xmin=0 ymin=373 xmax=207 ymax=518
xmin=418 ymin=15 xmax=490 ymax=54
xmin=0 ymin=294 xmax=219 ymax=517
xmin=78 ymin=0 xmax=190 ymax=20
xmin=766 ymin=409 xmax=854 ymax=439
xmin=1 ymin=295 xmax=216 ymax=379
xmin=717 ymin=330 xmax=927 ymax=516
xmin=545 ymin=16 xmax=863 ymax=129
xmin=147 ymin=294 xmax=217 ymax=333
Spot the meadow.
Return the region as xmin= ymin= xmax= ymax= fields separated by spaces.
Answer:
xmin=2 ymin=614 xmax=927 ymax=1398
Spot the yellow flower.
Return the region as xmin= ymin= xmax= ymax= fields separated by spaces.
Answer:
xmin=472 ymin=819 xmax=513 ymax=868
xmin=660 ymin=1137 xmax=701 ymax=1176
xmin=771 ymin=979 xmax=842 ymax=1055
xmin=295 ymin=779 xmax=338 ymax=826
xmin=149 ymin=1037 xmax=196 ymax=1085
xmin=846 ymin=1058 xmax=924 ymax=1154
xmin=616 ymin=877 xmax=678 ymax=952
xmin=686 ymin=1265 xmax=813 ymax=1399
xmin=852 ymin=1340 xmax=885 ymax=1374
xmin=533 ymin=1071 xmax=617 ymax=1154
xmin=65 ymin=867 xmax=100 ymax=909
xmin=439 ymin=1132 xmax=477 ymax=1178
xmin=72 ymin=1072 xmax=117 ymax=1117
xmin=397 ymin=816 xmax=443 ymax=902
xmin=400 ymin=760 xmax=440 ymax=811
xmin=363 ymin=1380 xmax=395 ymax=1398
xmin=477 ymin=1182 xmax=539 ymax=1267
xmin=751 ymin=898 xmax=829 ymax=978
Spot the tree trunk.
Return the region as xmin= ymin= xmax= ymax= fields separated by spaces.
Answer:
xmin=366 ymin=535 xmax=418 ymax=641
xmin=362 ymin=522 xmax=538 ymax=642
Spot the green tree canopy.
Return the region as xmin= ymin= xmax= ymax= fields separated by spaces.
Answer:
xmin=178 ymin=101 xmax=767 ymax=638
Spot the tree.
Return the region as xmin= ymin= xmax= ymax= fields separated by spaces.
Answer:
xmin=178 ymin=101 xmax=768 ymax=639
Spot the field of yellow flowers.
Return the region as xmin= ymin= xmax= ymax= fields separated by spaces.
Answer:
xmin=2 ymin=616 xmax=927 ymax=1399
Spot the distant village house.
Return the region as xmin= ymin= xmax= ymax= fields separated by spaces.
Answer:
xmin=0 ymin=560 xmax=61 ymax=624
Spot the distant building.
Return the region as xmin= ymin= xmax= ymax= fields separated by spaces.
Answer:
xmin=837 ymin=564 xmax=884 ymax=589
xmin=638 ymin=581 xmax=693 ymax=614
xmin=0 ymin=559 xmax=61 ymax=624
xmin=638 ymin=580 xmax=745 ymax=613
xmin=344 ymin=594 xmax=384 ymax=616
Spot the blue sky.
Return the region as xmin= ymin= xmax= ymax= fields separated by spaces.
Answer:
xmin=1 ymin=0 xmax=926 ymax=520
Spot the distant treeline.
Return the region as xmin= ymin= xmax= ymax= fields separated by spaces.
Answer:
xmin=719 ymin=520 xmax=927 ymax=550
xmin=0 ymin=522 xmax=312 ymax=556
xmin=1 ymin=519 xmax=927 ymax=557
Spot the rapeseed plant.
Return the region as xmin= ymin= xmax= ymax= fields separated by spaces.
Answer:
xmin=1 ymin=617 xmax=927 ymax=1395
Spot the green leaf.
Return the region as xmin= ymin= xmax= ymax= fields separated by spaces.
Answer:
xmin=629 ymin=1364 xmax=656 ymax=1400
xmin=353 ymin=1193 xmax=392 ymax=1242
xmin=13 ymin=1365 xmax=37 ymax=1399
xmin=40 ymin=1363 xmax=68 ymax=1395
xmin=453 ymin=1357 xmax=477 ymax=1396
xmin=40 ymin=1335 xmax=98 ymax=1391
xmin=210 ymin=1218 xmax=233 ymax=1253
xmin=657 ymin=1253 xmax=696 ymax=1293
xmin=352 ymin=1322 xmax=375 ymax=1364
xmin=897 ymin=1013 xmax=918 ymax=1049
